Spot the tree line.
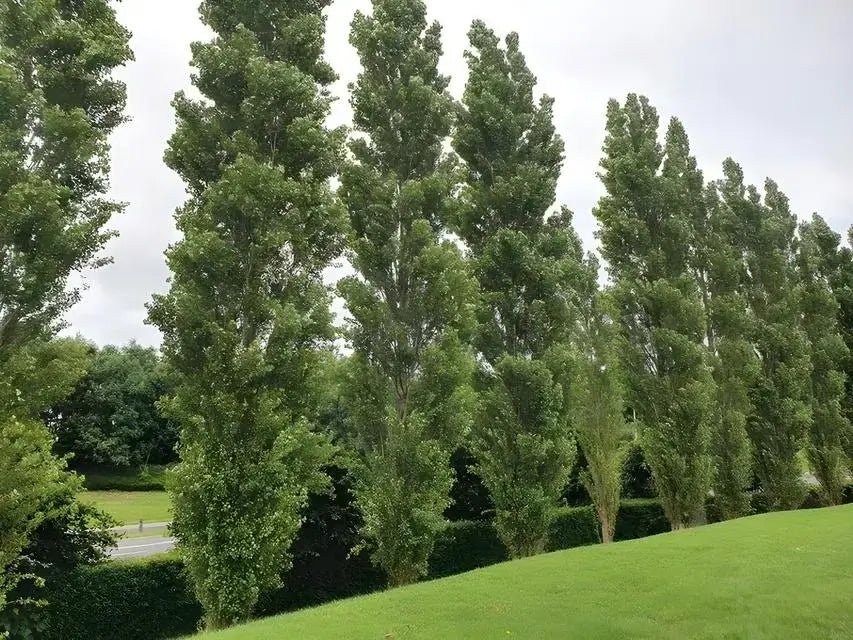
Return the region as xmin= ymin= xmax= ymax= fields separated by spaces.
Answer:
xmin=1 ymin=0 xmax=850 ymax=634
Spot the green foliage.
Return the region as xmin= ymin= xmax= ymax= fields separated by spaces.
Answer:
xmin=833 ymin=228 xmax=853 ymax=443
xmin=354 ymin=417 xmax=453 ymax=586
xmin=0 ymin=0 xmax=129 ymax=622
xmin=0 ymin=418 xmax=70 ymax=615
xmin=452 ymin=22 xmax=581 ymax=557
xmin=621 ymin=442 xmax=655 ymax=499
xmin=727 ymin=164 xmax=812 ymax=510
xmin=0 ymin=337 xmax=105 ymax=618
xmin=338 ymin=0 xmax=476 ymax=586
xmin=0 ymin=0 xmax=131 ymax=349
xmin=1 ymin=470 xmax=114 ymax=639
xmin=797 ymin=214 xmax=852 ymax=505
xmin=47 ymin=342 xmax=178 ymax=468
xmin=568 ymin=282 xmax=628 ymax=542
xmin=147 ymin=0 xmax=345 ymax=627
xmin=696 ymin=164 xmax=762 ymax=519
xmin=594 ymin=95 xmax=715 ymax=529
xmin=472 ymin=356 xmax=575 ymax=557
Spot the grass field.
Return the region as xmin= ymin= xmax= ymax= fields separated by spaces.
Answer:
xmin=80 ymin=490 xmax=172 ymax=525
xmin=199 ymin=505 xmax=853 ymax=640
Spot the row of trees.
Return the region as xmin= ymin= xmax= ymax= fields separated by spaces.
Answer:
xmin=2 ymin=0 xmax=850 ymax=634
xmin=148 ymin=0 xmax=852 ymax=630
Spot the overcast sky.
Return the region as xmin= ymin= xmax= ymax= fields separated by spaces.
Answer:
xmin=63 ymin=0 xmax=853 ymax=347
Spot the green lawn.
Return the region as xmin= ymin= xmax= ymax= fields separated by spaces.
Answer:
xmin=199 ymin=505 xmax=853 ymax=640
xmin=80 ymin=490 xmax=172 ymax=525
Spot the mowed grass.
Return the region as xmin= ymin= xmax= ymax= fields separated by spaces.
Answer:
xmin=80 ymin=490 xmax=172 ymax=525
xmin=200 ymin=505 xmax=853 ymax=640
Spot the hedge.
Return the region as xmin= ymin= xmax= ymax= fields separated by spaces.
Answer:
xmin=76 ymin=465 xmax=169 ymax=492
xmin=43 ymin=554 xmax=200 ymax=640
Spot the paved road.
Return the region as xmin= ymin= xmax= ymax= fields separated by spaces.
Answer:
xmin=111 ymin=535 xmax=175 ymax=559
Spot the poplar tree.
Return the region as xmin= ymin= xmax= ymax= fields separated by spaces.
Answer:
xmin=568 ymin=266 xmax=628 ymax=543
xmin=797 ymin=214 xmax=851 ymax=504
xmin=733 ymin=169 xmax=812 ymax=510
xmin=594 ymin=96 xmax=715 ymax=529
xmin=0 ymin=0 xmax=130 ymax=608
xmin=452 ymin=22 xmax=581 ymax=557
xmin=147 ymin=0 xmax=344 ymax=627
xmin=338 ymin=0 xmax=477 ymax=585
xmin=694 ymin=162 xmax=761 ymax=519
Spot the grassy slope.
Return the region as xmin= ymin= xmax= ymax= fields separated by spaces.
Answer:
xmin=80 ymin=490 xmax=172 ymax=525
xmin=203 ymin=505 xmax=853 ymax=640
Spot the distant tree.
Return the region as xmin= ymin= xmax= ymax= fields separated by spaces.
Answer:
xmin=732 ymin=169 xmax=812 ymax=510
xmin=452 ymin=22 xmax=581 ymax=556
xmin=568 ymin=274 xmax=628 ymax=543
xmin=0 ymin=0 xmax=129 ymax=614
xmin=797 ymin=214 xmax=851 ymax=505
xmin=47 ymin=342 xmax=178 ymax=468
xmin=694 ymin=163 xmax=761 ymax=519
xmin=338 ymin=0 xmax=477 ymax=585
xmin=147 ymin=0 xmax=344 ymax=627
xmin=594 ymin=96 xmax=716 ymax=529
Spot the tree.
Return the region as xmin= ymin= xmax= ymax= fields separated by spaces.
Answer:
xmin=694 ymin=163 xmax=761 ymax=519
xmin=797 ymin=214 xmax=851 ymax=505
xmin=47 ymin=342 xmax=178 ymax=468
xmin=568 ymin=273 xmax=628 ymax=543
xmin=0 ymin=0 xmax=129 ymax=614
xmin=732 ymin=168 xmax=812 ymax=510
xmin=338 ymin=0 xmax=477 ymax=584
xmin=147 ymin=0 xmax=344 ymax=627
xmin=0 ymin=0 xmax=130 ymax=351
xmin=452 ymin=22 xmax=581 ymax=556
xmin=594 ymin=96 xmax=715 ymax=529
xmin=0 ymin=339 xmax=104 ymax=624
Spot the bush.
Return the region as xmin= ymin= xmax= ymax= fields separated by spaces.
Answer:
xmin=42 ymin=554 xmax=200 ymax=640
xmin=77 ymin=465 xmax=169 ymax=492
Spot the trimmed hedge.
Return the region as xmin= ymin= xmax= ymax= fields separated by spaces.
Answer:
xmin=43 ymin=555 xmax=200 ymax=640
xmin=77 ymin=465 xmax=169 ymax=492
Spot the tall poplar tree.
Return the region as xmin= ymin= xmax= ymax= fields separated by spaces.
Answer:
xmin=594 ymin=96 xmax=715 ymax=529
xmin=452 ymin=22 xmax=581 ymax=557
xmin=694 ymin=162 xmax=761 ymax=519
xmin=147 ymin=0 xmax=344 ymax=627
xmin=797 ymin=214 xmax=851 ymax=504
xmin=568 ymin=267 xmax=628 ymax=543
xmin=732 ymin=169 xmax=812 ymax=510
xmin=0 ymin=0 xmax=130 ymax=609
xmin=338 ymin=0 xmax=477 ymax=586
